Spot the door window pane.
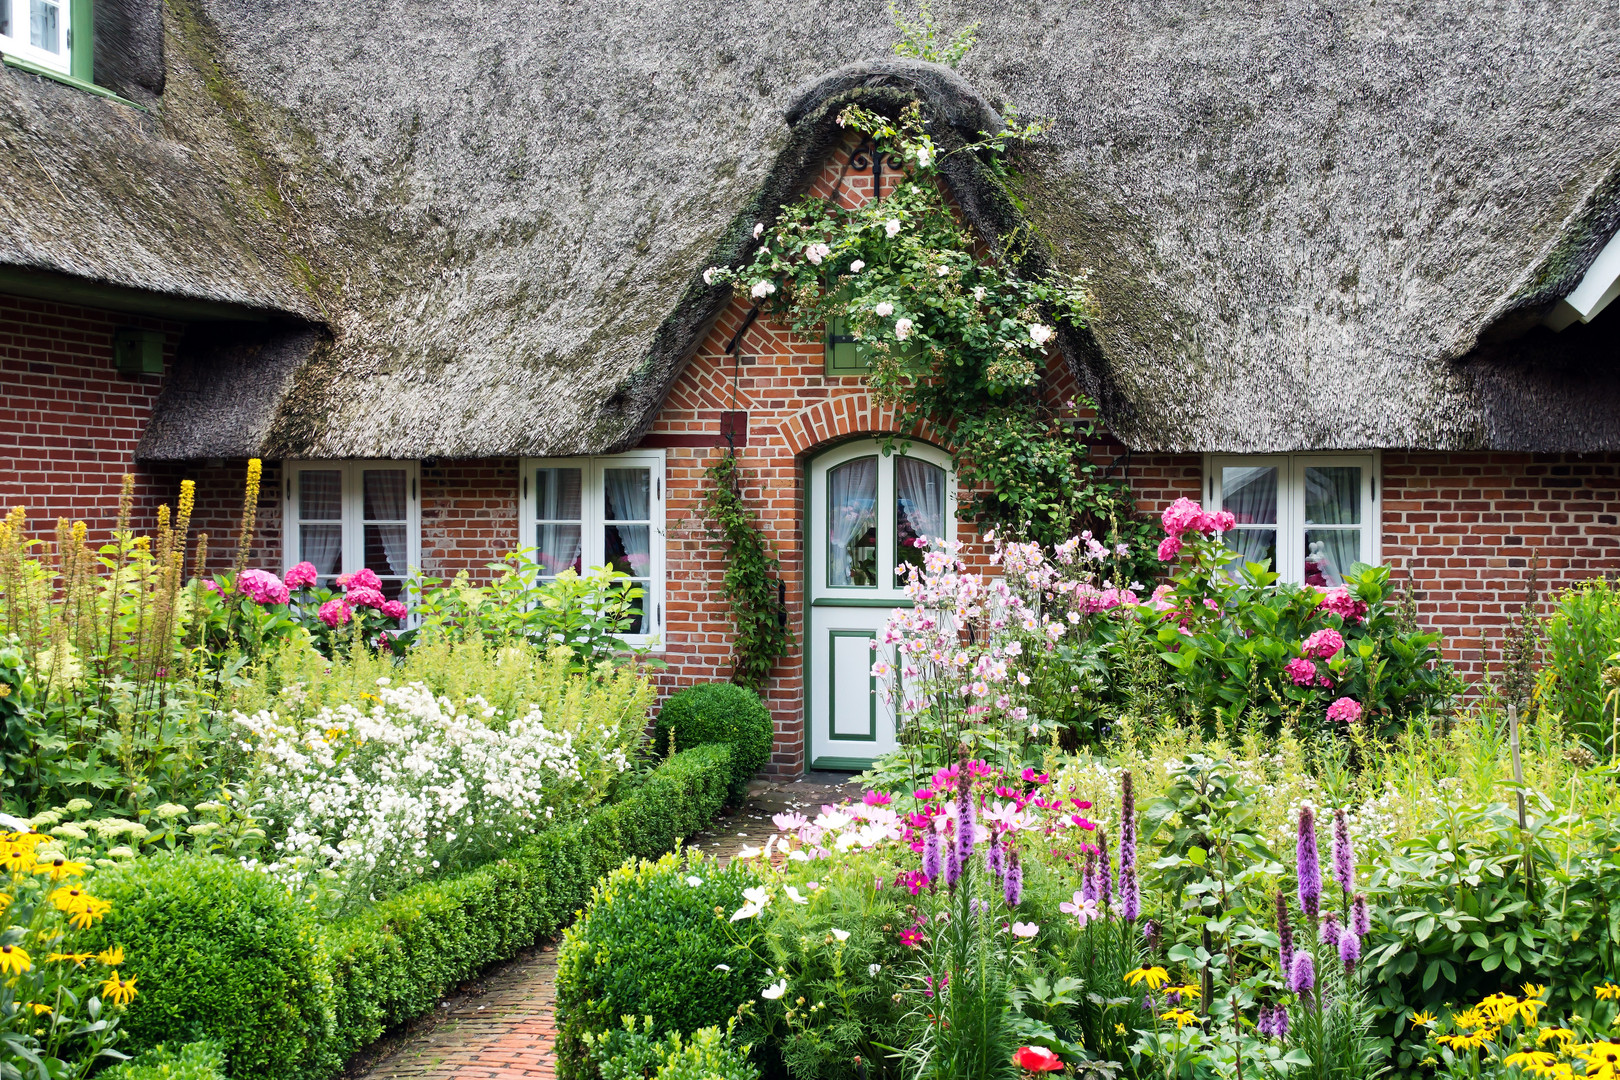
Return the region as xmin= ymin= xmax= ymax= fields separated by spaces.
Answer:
xmin=603 ymin=468 xmax=650 ymax=521
xmin=29 ymin=0 xmax=57 ymax=51
xmin=1221 ymin=465 xmax=1278 ymax=572
xmin=1305 ymin=467 xmax=1361 ymax=525
xmin=828 ymin=457 xmax=878 ymax=587
xmin=299 ymin=524 xmax=343 ymax=578
xmin=602 ymin=467 xmax=652 ymax=633
xmin=895 ymin=457 xmax=945 ymax=585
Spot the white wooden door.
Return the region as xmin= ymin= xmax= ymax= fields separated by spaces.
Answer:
xmin=806 ymin=440 xmax=954 ymax=770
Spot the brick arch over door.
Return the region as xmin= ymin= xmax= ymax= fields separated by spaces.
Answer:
xmin=782 ymin=394 xmax=946 ymax=458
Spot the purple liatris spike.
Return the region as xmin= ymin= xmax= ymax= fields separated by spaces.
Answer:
xmin=1274 ymin=1004 xmax=1289 ymax=1039
xmin=1276 ymin=891 xmax=1295 ymax=978
xmin=1098 ymin=832 xmax=1113 ymax=910
xmin=1142 ymin=918 xmax=1160 ymax=951
xmin=945 ymin=832 xmax=961 ymax=888
xmin=1121 ymin=859 xmax=1140 ymax=923
xmin=1081 ymin=850 xmax=1098 ymax=903
xmin=956 ymin=766 xmax=977 ymax=865
xmin=1320 ymin=912 xmax=1341 ymax=948
xmin=1120 ymin=770 xmax=1137 ymax=875
xmin=1257 ymin=1006 xmax=1275 ymax=1038
xmin=1332 ymin=808 xmax=1354 ymax=896
xmin=1351 ymin=893 xmax=1370 ymax=937
xmin=1003 ymin=849 xmax=1023 ymax=908
xmin=1339 ymin=925 xmax=1361 ymax=970
xmin=922 ymin=828 xmax=942 ymax=883
xmin=1296 ymin=805 xmax=1322 ymax=921
xmin=987 ymin=841 xmax=1005 ymax=881
xmin=1288 ymin=950 xmax=1315 ymax=995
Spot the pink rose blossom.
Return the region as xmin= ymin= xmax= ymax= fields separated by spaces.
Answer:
xmin=318 ymin=599 xmax=351 ymax=628
xmin=284 ymin=561 xmax=319 ymax=589
xmin=1285 ymin=657 xmax=1317 ymax=686
xmin=1326 ymin=697 xmax=1363 ymax=724
xmin=1302 ymin=628 xmax=1345 ymax=660
xmin=337 ymin=568 xmax=383 ymax=593
xmin=238 ymin=568 xmax=290 ymax=605
xmin=346 ymin=586 xmax=387 ymax=610
xmin=1161 ymin=497 xmax=1206 ymax=538
xmin=1156 ymin=535 xmax=1183 ymax=561
xmin=380 ymin=600 xmax=409 ymax=620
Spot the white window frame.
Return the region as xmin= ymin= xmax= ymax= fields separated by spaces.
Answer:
xmin=1204 ymin=452 xmax=1380 ymax=585
xmin=283 ymin=460 xmax=421 ymax=594
xmin=0 ymin=0 xmax=73 ymax=75
xmin=519 ymin=451 xmax=666 ymax=649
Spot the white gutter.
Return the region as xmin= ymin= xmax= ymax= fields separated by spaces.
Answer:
xmin=1545 ymin=228 xmax=1620 ymax=330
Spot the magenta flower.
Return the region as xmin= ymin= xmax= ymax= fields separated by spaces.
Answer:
xmin=1332 ymin=809 xmax=1355 ymax=895
xmin=1318 ymin=586 xmax=1368 ymax=623
xmin=1097 ymin=832 xmax=1113 ymax=910
xmin=337 ymin=567 xmax=383 ymax=593
xmin=1156 ymin=534 xmax=1183 ymax=561
xmin=1161 ymin=497 xmax=1206 ymax=538
xmin=346 ymin=586 xmax=387 ymax=610
xmin=1285 ymin=657 xmax=1317 ymax=687
xmin=238 ymin=568 xmax=290 ymax=605
xmin=381 ymin=600 xmax=409 ymax=621
xmin=1302 ymin=628 xmax=1344 ymax=659
xmin=987 ymin=841 xmax=1005 ymax=881
xmin=318 ymin=598 xmax=351 ymax=628
xmin=284 ymin=561 xmax=319 ymax=589
xmin=1003 ymin=850 xmax=1023 ymax=908
xmin=1320 ymin=911 xmax=1341 ymax=948
xmin=1288 ymin=950 xmax=1315 ymax=995
xmin=1081 ymin=849 xmax=1098 ymax=903
xmin=956 ymin=775 xmax=977 ymax=866
xmin=1326 ymin=697 xmax=1363 ymax=724
xmin=1296 ymin=806 xmax=1321 ymax=921
xmin=1339 ymin=927 xmax=1361 ymax=970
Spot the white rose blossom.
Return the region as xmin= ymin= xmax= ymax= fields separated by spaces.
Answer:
xmin=874 ymin=301 xmax=894 ymax=317
xmin=805 ymin=242 xmax=831 ymax=266
xmin=895 ymin=317 xmax=914 ymax=341
xmin=884 ymin=218 xmax=902 ymax=238
xmin=849 ymin=259 xmax=865 ymax=273
xmin=750 ymin=281 xmax=777 ymax=299
xmin=753 ymin=222 xmax=764 ymax=238
xmin=1029 ymin=323 xmax=1054 ymax=346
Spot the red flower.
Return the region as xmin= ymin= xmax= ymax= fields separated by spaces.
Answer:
xmin=1014 ymin=1046 xmax=1064 ymax=1072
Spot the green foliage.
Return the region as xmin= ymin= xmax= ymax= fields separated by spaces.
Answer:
xmin=81 ymin=853 xmax=335 ymax=1080
xmin=654 ymin=683 xmax=773 ymax=800
xmin=653 ymin=1021 xmax=760 ymax=1080
xmin=705 ymin=103 xmax=1152 ymax=565
xmin=703 ymin=453 xmax=793 ymax=693
xmin=888 ymin=0 xmax=979 ymax=68
xmin=1536 ymin=577 xmax=1620 ymax=751
xmin=556 ymin=850 xmax=767 ymax=1080
xmin=99 ymin=1041 xmax=228 ymax=1080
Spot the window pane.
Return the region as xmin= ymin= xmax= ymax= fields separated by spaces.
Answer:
xmin=1304 ymin=530 xmax=1360 ymax=587
xmin=536 ymin=523 xmax=582 ymax=579
xmin=606 ymin=523 xmax=651 ymax=578
xmin=828 ymin=457 xmax=878 ymax=587
xmin=1 ymin=0 xmax=12 ymax=40
xmin=616 ymin=581 xmax=648 ymax=636
xmin=30 ymin=0 xmax=57 ymax=51
xmin=365 ymin=522 xmax=409 ymax=581
xmin=603 ymin=468 xmax=650 ymax=521
xmin=299 ymin=523 xmax=343 ymax=577
xmin=1305 ymin=467 xmax=1361 ymax=525
xmin=1221 ymin=466 xmax=1277 ymax=524
xmin=895 ymin=457 xmax=945 ymax=585
xmin=363 ymin=469 xmax=407 ymax=522
xmin=1225 ymin=529 xmax=1277 ymax=572
xmin=535 ymin=467 xmax=582 ymax=521
xmin=299 ymin=469 xmax=342 ymax=520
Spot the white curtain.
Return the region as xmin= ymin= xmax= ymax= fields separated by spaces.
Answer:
xmin=1222 ymin=465 xmax=1278 ymax=568
xmin=364 ymin=470 xmax=409 ymax=578
xmin=896 ymin=457 xmax=945 ymax=549
xmin=828 ymin=457 xmax=878 ymax=586
xmin=1304 ymin=466 xmax=1361 ymax=585
xmin=603 ymin=468 xmax=651 ymax=577
xmin=300 ymin=525 xmax=342 ymax=577
xmin=298 ymin=470 xmax=343 ymax=577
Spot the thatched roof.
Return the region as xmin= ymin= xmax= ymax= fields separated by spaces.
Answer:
xmin=3 ymin=1 xmax=1618 ymax=457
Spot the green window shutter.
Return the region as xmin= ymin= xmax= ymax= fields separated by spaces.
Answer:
xmin=824 ymin=314 xmax=866 ymax=376
xmin=69 ymin=0 xmax=92 ymax=83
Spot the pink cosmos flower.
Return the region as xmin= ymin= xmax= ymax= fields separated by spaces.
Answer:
xmin=1326 ymin=697 xmax=1363 ymax=724
xmin=1161 ymin=497 xmax=1206 ymax=538
xmin=346 ymin=586 xmax=387 ymax=610
xmin=238 ymin=568 xmax=290 ymax=605
xmin=1285 ymin=657 xmax=1318 ymax=687
xmin=318 ymin=599 xmax=351 ymax=628
xmin=337 ymin=567 xmax=383 ymax=593
xmin=1157 ymin=534 xmax=1183 ymax=561
xmin=380 ymin=600 xmax=409 ymax=620
xmin=284 ymin=561 xmax=319 ymax=589
xmin=1302 ymin=628 xmax=1345 ymax=660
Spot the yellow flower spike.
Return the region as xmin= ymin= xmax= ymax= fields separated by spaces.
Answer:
xmin=99 ymin=972 xmax=137 ymax=1007
xmin=1595 ymin=983 xmax=1620 ymax=1002
xmin=1124 ymin=966 xmax=1171 ymax=991
xmin=1115 ymin=1023 xmax=1127 ymax=1036
xmin=96 ymin=946 xmax=124 ymax=967
xmin=0 ymin=943 xmax=31 ymax=975
xmin=1160 ymin=1008 xmax=1199 ymax=1029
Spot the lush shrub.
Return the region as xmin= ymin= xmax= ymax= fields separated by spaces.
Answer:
xmin=100 ymin=1041 xmax=228 ymax=1080
xmin=555 ymin=849 xmax=768 ymax=1080
xmin=654 ymin=683 xmax=773 ymax=798
xmin=80 ymin=854 xmax=334 ymax=1080
xmin=1536 ymin=578 xmax=1620 ymax=750
xmin=581 ymin=1019 xmax=760 ymax=1080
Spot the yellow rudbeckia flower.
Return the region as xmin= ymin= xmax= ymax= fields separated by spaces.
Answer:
xmin=1504 ymin=1051 xmax=1559 ymax=1076
xmin=1575 ymin=1041 xmax=1620 ymax=1080
xmin=97 ymin=946 xmax=124 ymax=967
xmin=1124 ymin=966 xmax=1171 ymax=990
xmin=1539 ymin=1028 xmax=1576 ymax=1049
xmin=0 ymin=943 xmax=31 ymax=975
xmin=1160 ymin=1008 xmax=1199 ymax=1029
xmin=1410 ymin=1010 xmax=1439 ymax=1027
xmin=99 ymin=972 xmax=137 ymax=1007
xmin=1595 ymin=983 xmax=1620 ymax=1002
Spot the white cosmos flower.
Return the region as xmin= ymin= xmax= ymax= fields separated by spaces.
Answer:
xmin=753 ymin=222 xmax=764 ymax=238
xmin=869 ymin=963 xmax=882 ymax=976
xmin=1010 ymin=921 xmax=1040 ymax=938
xmin=761 ymin=980 xmax=788 ymax=1000
xmin=894 ymin=318 xmax=914 ymax=341
xmin=874 ymin=301 xmax=894 ymax=317
xmin=1029 ymin=323 xmax=1054 ymax=346
xmin=784 ymin=885 xmax=810 ymax=905
xmin=750 ymin=281 xmax=776 ymax=299
xmin=831 ymin=928 xmax=851 ymax=942
xmin=850 ymin=259 xmax=865 ymax=273
xmin=885 ymin=218 xmax=902 ymax=238
xmin=685 ymin=875 xmax=703 ymax=887
xmin=737 ymin=844 xmax=764 ymax=860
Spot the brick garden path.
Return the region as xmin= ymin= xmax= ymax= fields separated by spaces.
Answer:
xmin=348 ymin=773 xmax=860 ymax=1080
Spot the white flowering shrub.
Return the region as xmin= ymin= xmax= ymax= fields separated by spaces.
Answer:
xmin=234 ymin=662 xmax=649 ymax=906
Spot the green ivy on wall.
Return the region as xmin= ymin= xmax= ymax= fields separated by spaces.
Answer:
xmin=703 ymin=451 xmax=794 ymax=693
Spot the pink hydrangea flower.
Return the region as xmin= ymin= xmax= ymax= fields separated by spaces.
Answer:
xmin=1318 ymin=586 xmax=1369 ymax=623
xmin=380 ymin=599 xmax=408 ymax=621
xmin=1302 ymin=628 xmax=1345 ymax=660
xmin=200 ymin=579 xmax=222 ymax=594
xmin=1157 ymin=534 xmax=1183 ymax=561
xmin=1161 ymin=498 xmax=1206 ymax=538
xmin=318 ymin=599 xmax=351 ymax=628
xmin=346 ymin=586 xmax=387 ymax=610
xmin=1285 ymin=657 xmax=1317 ymax=686
xmin=337 ymin=568 xmax=383 ymax=593
xmin=284 ymin=561 xmax=319 ymax=589
xmin=1326 ymin=697 xmax=1363 ymax=723
xmin=1207 ymin=509 xmax=1236 ymax=533
xmin=238 ymin=568 xmax=290 ymax=605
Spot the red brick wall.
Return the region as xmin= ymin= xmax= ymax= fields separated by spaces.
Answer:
xmin=421 ymin=459 xmax=521 ymax=579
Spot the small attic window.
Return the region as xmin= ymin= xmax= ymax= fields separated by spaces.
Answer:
xmin=0 ymin=0 xmax=74 ymax=76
